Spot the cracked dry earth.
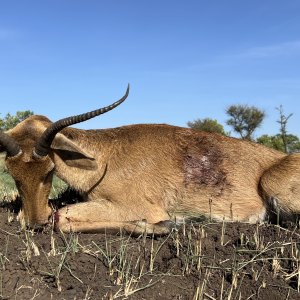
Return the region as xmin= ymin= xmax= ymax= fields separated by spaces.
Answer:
xmin=0 ymin=203 xmax=299 ymax=299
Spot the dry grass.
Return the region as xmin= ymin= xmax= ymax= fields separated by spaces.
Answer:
xmin=0 ymin=196 xmax=297 ymax=300
xmin=0 ymin=220 xmax=297 ymax=299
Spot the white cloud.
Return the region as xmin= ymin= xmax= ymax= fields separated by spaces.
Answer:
xmin=238 ymin=40 xmax=300 ymax=58
xmin=188 ymin=40 xmax=300 ymax=72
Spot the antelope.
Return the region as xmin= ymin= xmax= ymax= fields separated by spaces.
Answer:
xmin=0 ymin=85 xmax=300 ymax=234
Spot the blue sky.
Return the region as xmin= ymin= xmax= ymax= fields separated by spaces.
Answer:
xmin=0 ymin=1 xmax=299 ymax=138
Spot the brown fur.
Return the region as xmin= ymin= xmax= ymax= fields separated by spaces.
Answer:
xmin=2 ymin=113 xmax=299 ymax=234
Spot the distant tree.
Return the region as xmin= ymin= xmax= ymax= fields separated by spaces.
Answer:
xmin=226 ymin=105 xmax=265 ymax=140
xmin=276 ymin=105 xmax=293 ymax=153
xmin=187 ymin=118 xmax=226 ymax=135
xmin=285 ymin=134 xmax=300 ymax=153
xmin=0 ymin=110 xmax=34 ymax=131
xmin=257 ymin=134 xmax=284 ymax=152
xmin=257 ymin=134 xmax=300 ymax=153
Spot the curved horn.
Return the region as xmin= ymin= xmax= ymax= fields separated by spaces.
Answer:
xmin=0 ymin=132 xmax=21 ymax=157
xmin=34 ymin=84 xmax=130 ymax=157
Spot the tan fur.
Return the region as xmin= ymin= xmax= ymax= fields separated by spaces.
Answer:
xmin=2 ymin=113 xmax=299 ymax=234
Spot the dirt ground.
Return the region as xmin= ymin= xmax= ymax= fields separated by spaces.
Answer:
xmin=0 ymin=200 xmax=299 ymax=300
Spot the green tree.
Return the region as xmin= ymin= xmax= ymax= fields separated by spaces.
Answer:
xmin=226 ymin=105 xmax=265 ymax=140
xmin=257 ymin=134 xmax=284 ymax=151
xmin=0 ymin=110 xmax=34 ymax=131
xmin=257 ymin=134 xmax=300 ymax=153
xmin=285 ymin=134 xmax=300 ymax=152
xmin=187 ymin=118 xmax=226 ymax=135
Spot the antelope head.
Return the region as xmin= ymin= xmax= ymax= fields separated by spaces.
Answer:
xmin=0 ymin=85 xmax=129 ymax=228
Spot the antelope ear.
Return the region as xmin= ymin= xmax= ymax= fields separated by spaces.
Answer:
xmin=51 ymin=133 xmax=98 ymax=170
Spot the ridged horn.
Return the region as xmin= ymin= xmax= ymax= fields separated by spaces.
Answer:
xmin=0 ymin=132 xmax=21 ymax=157
xmin=34 ymin=84 xmax=130 ymax=157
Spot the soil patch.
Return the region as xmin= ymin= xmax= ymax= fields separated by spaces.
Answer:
xmin=0 ymin=205 xmax=299 ymax=299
